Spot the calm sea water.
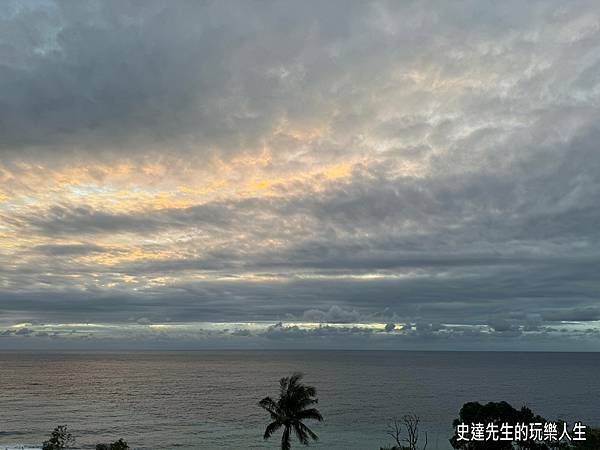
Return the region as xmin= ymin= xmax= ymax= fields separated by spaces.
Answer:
xmin=1 ymin=351 xmax=599 ymax=449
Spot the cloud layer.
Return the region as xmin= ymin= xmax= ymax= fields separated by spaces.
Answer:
xmin=1 ymin=0 xmax=600 ymax=348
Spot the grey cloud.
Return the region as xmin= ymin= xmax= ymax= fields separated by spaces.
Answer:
xmin=415 ymin=322 xmax=444 ymax=333
xmin=230 ymin=329 xmax=251 ymax=337
xmin=2 ymin=0 xmax=600 ymax=349
xmin=301 ymin=305 xmax=362 ymax=323
xmin=541 ymin=308 xmax=600 ymax=322
xmin=136 ymin=317 xmax=152 ymax=325
xmin=17 ymin=202 xmax=237 ymax=236
xmin=262 ymin=322 xmax=373 ymax=341
xmin=14 ymin=327 xmax=33 ymax=335
xmin=487 ymin=318 xmax=518 ymax=333
xmin=1 ymin=253 xmax=599 ymax=328
xmin=0 ymin=0 xmax=381 ymax=158
xmin=2 ymin=0 xmax=598 ymax=162
xmin=33 ymin=243 xmax=106 ymax=256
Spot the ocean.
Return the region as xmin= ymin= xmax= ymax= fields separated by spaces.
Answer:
xmin=1 ymin=351 xmax=599 ymax=449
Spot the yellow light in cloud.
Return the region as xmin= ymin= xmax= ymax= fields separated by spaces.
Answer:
xmin=81 ymin=247 xmax=176 ymax=265
xmin=249 ymin=180 xmax=273 ymax=190
xmin=321 ymin=162 xmax=352 ymax=180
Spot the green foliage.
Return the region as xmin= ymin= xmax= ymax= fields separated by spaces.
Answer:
xmin=259 ymin=372 xmax=323 ymax=450
xmin=42 ymin=425 xmax=75 ymax=450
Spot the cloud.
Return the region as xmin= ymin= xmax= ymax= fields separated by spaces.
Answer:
xmin=541 ymin=308 xmax=600 ymax=322
xmin=18 ymin=202 xmax=236 ymax=236
xmin=302 ymin=306 xmax=362 ymax=323
xmin=1 ymin=319 xmax=600 ymax=351
xmin=1 ymin=0 xmax=600 ymax=349
xmin=262 ymin=322 xmax=374 ymax=341
xmin=14 ymin=327 xmax=34 ymax=336
xmin=135 ymin=317 xmax=153 ymax=325
xmin=487 ymin=318 xmax=518 ymax=333
xmin=33 ymin=243 xmax=106 ymax=256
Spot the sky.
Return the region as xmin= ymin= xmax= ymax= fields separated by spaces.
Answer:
xmin=1 ymin=0 xmax=600 ymax=350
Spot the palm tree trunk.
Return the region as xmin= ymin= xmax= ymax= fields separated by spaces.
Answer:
xmin=281 ymin=425 xmax=291 ymax=450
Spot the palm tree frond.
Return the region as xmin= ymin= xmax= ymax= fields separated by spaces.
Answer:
xmin=259 ymin=396 xmax=279 ymax=413
xmin=292 ymin=423 xmax=310 ymax=445
xmin=297 ymin=407 xmax=324 ymax=422
xmin=264 ymin=420 xmax=283 ymax=440
xmin=260 ymin=373 xmax=322 ymax=450
xmin=293 ymin=396 xmax=318 ymax=410
xmin=259 ymin=396 xmax=282 ymax=421
xmin=301 ymin=385 xmax=316 ymax=398
xmin=288 ymin=372 xmax=303 ymax=386
xmin=298 ymin=422 xmax=319 ymax=442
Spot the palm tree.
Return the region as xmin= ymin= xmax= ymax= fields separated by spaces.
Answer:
xmin=259 ymin=373 xmax=324 ymax=450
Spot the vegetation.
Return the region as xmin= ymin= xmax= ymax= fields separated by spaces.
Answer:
xmin=380 ymin=402 xmax=598 ymax=450
xmin=381 ymin=413 xmax=428 ymax=450
xmin=41 ymin=426 xmax=128 ymax=450
xmin=38 ymin=398 xmax=599 ymax=450
xmin=450 ymin=401 xmax=546 ymax=449
xmin=259 ymin=372 xmax=323 ymax=450
xmin=96 ymin=438 xmax=130 ymax=450
xmin=571 ymin=427 xmax=600 ymax=449
xmin=42 ymin=425 xmax=74 ymax=450
xmin=450 ymin=401 xmax=597 ymax=450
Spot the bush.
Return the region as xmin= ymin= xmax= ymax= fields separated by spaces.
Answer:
xmin=42 ymin=425 xmax=75 ymax=450
xmin=96 ymin=438 xmax=129 ymax=450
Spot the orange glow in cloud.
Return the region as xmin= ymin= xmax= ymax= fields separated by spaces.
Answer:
xmin=0 ymin=115 xmax=430 ymax=286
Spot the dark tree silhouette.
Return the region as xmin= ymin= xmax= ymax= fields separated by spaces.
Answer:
xmin=383 ymin=414 xmax=427 ymax=450
xmin=42 ymin=425 xmax=75 ymax=450
xmin=259 ymin=373 xmax=323 ymax=450
xmin=401 ymin=413 xmax=427 ymax=450
xmin=449 ymin=401 xmax=568 ymax=450
xmin=96 ymin=438 xmax=130 ymax=450
xmin=572 ymin=427 xmax=600 ymax=449
xmin=386 ymin=416 xmax=404 ymax=449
